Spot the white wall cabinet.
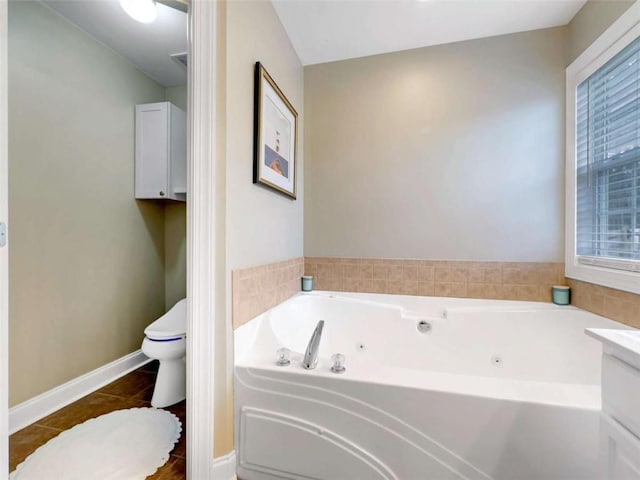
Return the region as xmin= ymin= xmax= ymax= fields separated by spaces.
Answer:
xmin=135 ymin=102 xmax=186 ymax=201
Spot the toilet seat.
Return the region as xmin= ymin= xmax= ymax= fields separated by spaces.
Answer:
xmin=141 ymin=298 xmax=187 ymax=407
xmin=145 ymin=299 xmax=186 ymax=340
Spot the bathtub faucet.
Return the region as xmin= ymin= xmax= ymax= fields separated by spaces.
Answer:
xmin=302 ymin=320 xmax=325 ymax=370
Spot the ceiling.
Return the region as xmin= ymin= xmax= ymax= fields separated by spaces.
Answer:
xmin=41 ymin=0 xmax=587 ymax=80
xmin=44 ymin=0 xmax=187 ymax=87
xmin=271 ymin=0 xmax=588 ymax=66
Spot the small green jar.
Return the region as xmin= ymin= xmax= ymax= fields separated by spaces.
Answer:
xmin=301 ymin=276 xmax=314 ymax=292
xmin=552 ymin=285 xmax=570 ymax=305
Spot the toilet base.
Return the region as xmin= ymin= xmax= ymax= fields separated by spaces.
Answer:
xmin=151 ymin=357 xmax=186 ymax=408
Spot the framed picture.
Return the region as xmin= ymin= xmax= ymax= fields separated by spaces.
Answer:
xmin=253 ymin=62 xmax=298 ymax=199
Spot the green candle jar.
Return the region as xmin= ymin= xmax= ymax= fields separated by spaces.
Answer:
xmin=301 ymin=276 xmax=314 ymax=292
xmin=552 ymin=286 xmax=570 ymax=305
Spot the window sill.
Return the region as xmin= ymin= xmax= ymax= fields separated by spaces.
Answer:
xmin=565 ymin=260 xmax=640 ymax=295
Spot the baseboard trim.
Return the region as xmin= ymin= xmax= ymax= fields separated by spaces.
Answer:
xmin=9 ymin=349 xmax=150 ymax=434
xmin=212 ymin=451 xmax=237 ymax=480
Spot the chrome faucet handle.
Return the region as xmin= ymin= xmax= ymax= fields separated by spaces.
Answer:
xmin=302 ymin=320 xmax=324 ymax=370
xmin=276 ymin=347 xmax=290 ymax=366
xmin=331 ymin=353 xmax=346 ymax=374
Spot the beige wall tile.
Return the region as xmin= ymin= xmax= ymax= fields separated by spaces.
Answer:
xmin=232 ymin=257 xmax=304 ymax=329
xmin=434 ymin=266 xmax=452 ymax=282
xmin=418 ymin=266 xmax=434 ymax=282
xmin=369 ymin=258 xmax=387 ymax=264
xmin=343 ymin=277 xmax=361 ymax=292
xmin=387 ymin=280 xmax=404 ymax=295
xmin=402 ymin=280 xmax=419 ymax=295
xmin=468 ymin=268 xmax=484 ymax=284
xmin=388 ymin=265 xmax=404 ymax=282
xmin=403 ymin=265 xmax=418 ymax=281
xmin=418 ymin=281 xmax=435 ymax=296
xmin=516 ymin=285 xmax=540 ymax=301
xmin=303 ymin=257 xmax=568 ymax=306
xmin=403 ymin=259 xmax=423 ymax=267
xmin=568 ymin=279 xmax=640 ymax=329
xmin=371 ymin=279 xmax=387 ymax=294
xmin=502 ymin=267 xmax=522 ymax=285
xmin=537 ymin=263 xmax=562 ymax=284
xmin=331 ymin=264 xmax=344 ymax=278
xmin=486 ymin=284 xmax=504 ymax=299
xmin=373 ymin=265 xmax=390 ymax=280
xmin=360 ymin=263 xmax=373 ymax=279
xmin=451 ymin=267 xmax=468 ymax=283
xmin=325 ymin=277 xmax=345 ymax=291
xmin=320 ymin=257 xmax=341 ymax=264
xmin=538 ymin=286 xmax=553 ymax=303
xmin=484 ymin=266 xmax=503 ymax=284
xmin=435 ymin=282 xmax=467 ymax=297
xmin=467 ymin=283 xmax=484 ymax=299
xmin=343 ymin=263 xmax=360 ymax=278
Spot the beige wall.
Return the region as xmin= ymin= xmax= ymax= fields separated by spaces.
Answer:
xmin=226 ymin=0 xmax=304 ymax=272
xmin=304 ymin=28 xmax=567 ymax=262
xmin=567 ymin=0 xmax=635 ymax=64
xmin=222 ymin=0 xmax=304 ymax=455
xmin=163 ymin=85 xmax=187 ymax=310
xmin=164 ymin=202 xmax=186 ymax=310
xmin=165 ymin=84 xmax=187 ymax=110
xmin=8 ymin=2 xmax=167 ymax=405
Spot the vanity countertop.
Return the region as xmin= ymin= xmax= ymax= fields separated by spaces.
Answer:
xmin=586 ymin=328 xmax=640 ymax=369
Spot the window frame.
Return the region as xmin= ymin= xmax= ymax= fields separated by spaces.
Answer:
xmin=565 ymin=3 xmax=640 ymax=295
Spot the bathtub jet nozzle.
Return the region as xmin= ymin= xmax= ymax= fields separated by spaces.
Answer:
xmin=302 ymin=320 xmax=325 ymax=370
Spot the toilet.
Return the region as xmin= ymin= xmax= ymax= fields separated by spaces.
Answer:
xmin=141 ymin=298 xmax=186 ymax=408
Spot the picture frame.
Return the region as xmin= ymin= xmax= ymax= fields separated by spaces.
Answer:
xmin=253 ymin=62 xmax=298 ymax=199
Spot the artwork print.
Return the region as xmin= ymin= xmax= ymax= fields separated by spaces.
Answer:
xmin=253 ymin=62 xmax=298 ymax=198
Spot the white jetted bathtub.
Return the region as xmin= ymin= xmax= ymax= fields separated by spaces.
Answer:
xmin=234 ymin=291 xmax=624 ymax=480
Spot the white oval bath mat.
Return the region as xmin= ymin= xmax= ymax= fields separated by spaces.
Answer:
xmin=10 ymin=407 xmax=182 ymax=480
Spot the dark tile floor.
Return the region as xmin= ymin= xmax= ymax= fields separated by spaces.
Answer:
xmin=9 ymin=361 xmax=186 ymax=479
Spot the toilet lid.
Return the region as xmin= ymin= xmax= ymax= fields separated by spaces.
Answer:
xmin=145 ymin=299 xmax=187 ymax=340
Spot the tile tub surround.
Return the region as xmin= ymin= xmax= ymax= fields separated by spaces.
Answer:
xmin=568 ymin=279 xmax=640 ymax=329
xmin=304 ymin=257 xmax=566 ymax=302
xmin=232 ymin=257 xmax=305 ymax=329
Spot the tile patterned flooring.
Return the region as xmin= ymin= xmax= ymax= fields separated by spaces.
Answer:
xmin=9 ymin=361 xmax=186 ymax=479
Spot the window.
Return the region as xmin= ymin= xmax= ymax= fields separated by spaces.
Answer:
xmin=576 ymin=36 xmax=640 ymax=262
xmin=566 ymin=4 xmax=640 ymax=294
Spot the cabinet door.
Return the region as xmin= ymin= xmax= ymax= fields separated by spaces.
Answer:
xmin=135 ymin=103 xmax=168 ymax=199
xmin=602 ymin=415 xmax=640 ymax=480
xmin=602 ymin=353 xmax=640 ymax=439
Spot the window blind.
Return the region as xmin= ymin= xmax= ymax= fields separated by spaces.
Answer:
xmin=576 ymin=34 xmax=640 ymax=264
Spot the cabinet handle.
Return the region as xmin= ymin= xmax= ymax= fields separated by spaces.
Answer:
xmin=159 ymin=191 xmax=165 ymax=197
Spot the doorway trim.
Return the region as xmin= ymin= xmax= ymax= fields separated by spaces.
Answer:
xmin=187 ymin=0 xmax=218 ymax=478
xmin=0 ymin=0 xmax=221 ymax=477
xmin=0 ymin=0 xmax=8 ymax=476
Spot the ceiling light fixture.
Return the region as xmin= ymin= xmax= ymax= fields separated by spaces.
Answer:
xmin=120 ymin=0 xmax=158 ymax=24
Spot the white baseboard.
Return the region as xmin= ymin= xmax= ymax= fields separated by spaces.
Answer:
xmin=9 ymin=349 xmax=150 ymax=434
xmin=213 ymin=451 xmax=237 ymax=480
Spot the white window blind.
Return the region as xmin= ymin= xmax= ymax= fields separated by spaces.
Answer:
xmin=576 ymin=34 xmax=640 ymax=265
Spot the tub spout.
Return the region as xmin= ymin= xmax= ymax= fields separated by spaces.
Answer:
xmin=302 ymin=320 xmax=324 ymax=370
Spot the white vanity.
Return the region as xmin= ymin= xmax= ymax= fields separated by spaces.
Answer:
xmin=587 ymin=329 xmax=640 ymax=480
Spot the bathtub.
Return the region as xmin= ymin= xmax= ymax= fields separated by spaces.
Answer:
xmin=234 ymin=291 xmax=625 ymax=480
